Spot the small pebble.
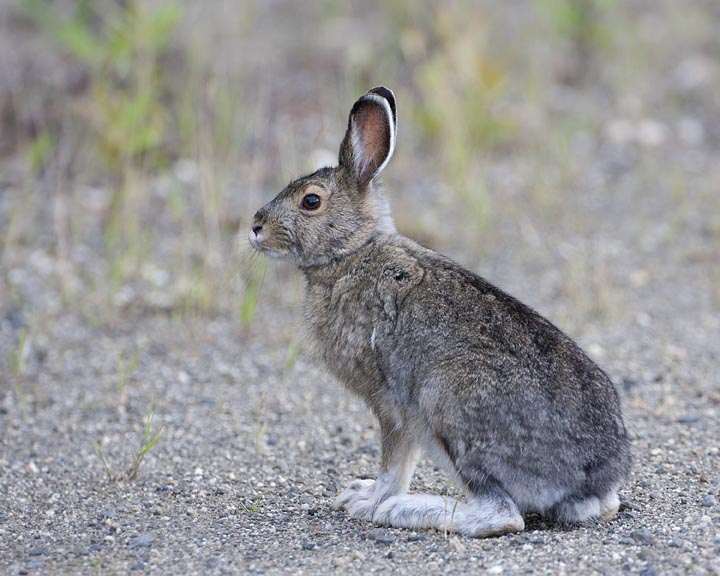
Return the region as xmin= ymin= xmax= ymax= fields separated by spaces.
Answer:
xmin=128 ymin=533 xmax=155 ymax=548
xmin=632 ymin=529 xmax=654 ymax=544
xmin=28 ymin=547 xmax=48 ymax=557
xmin=701 ymin=495 xmax=717 ymax=507
xmin=676 ymin=414 xmax=701 ymax=424
xmin=368 ymin=527 xmax=396 ymax=545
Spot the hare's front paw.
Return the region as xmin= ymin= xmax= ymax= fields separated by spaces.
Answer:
xmin=333 ymin=479 xmax=378 ymax=520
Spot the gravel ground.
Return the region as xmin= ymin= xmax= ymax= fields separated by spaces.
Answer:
xmin=1 ymin=148 xmax=719 ymax=574
xmin=2 ymin=1 xmax=720 ymax=575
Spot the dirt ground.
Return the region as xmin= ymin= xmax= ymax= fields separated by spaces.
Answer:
xmin=1 ymin=1 xmax=719 ymax=574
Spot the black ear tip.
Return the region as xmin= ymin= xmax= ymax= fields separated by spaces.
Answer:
xmin=368 ymin=86 xmax=394 ymax=101
xmin=367 ymin=86 xmax=396 ymax=122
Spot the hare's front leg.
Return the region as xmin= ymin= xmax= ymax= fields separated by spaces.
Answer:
xmin=333 ymin=421 xmax=419 ymax=521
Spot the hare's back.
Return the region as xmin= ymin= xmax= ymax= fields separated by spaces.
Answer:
xmin=384 ymin=239 xmax=626 ymax=438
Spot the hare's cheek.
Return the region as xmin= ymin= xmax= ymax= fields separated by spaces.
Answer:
xmin=264 ymin=226 xmax=295 ymax=252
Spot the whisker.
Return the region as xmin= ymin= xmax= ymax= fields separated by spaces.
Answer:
xmin=274 ymin=261 xmax=282 ymax=292
xmin=257 ymin=258 xmax=269 ymax=296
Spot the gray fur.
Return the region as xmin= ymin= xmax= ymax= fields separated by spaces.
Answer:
xmin=249 ymin=86 xmax=631 ymax=537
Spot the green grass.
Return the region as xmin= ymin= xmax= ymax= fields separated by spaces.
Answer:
xmin=558 ymin=247 xmax=625 ymax=326
xmin=442 ymin=484 xmax=463 ymax=538
xmin=99 ymin=399 xmax=164 ymax=482
xmin=386 ymin=0 xmax=511 ymax=232
xmin=22 ymin=0 xmax=180 ymax=168
xmin=2 ymin=0 xmax=714 ymax=336
xmin=534 ymin=0 xmax=618 ymax=83
xmin=7 ymin=328 xmax=31 ymax=420
xmin=250 ymin=390 xmax=268 ymax=456
xmin=238 ymin=258 xmax=268 ymax=329
xmin=9 ymin=328 xmax=29 ymax=377
xmin=284 ymin=336 xmax=303 ymax=375
xmin=239 ymin=497 xmax=262 ymax=514
xmin=9 ymin=0 xmax=253 ymax=322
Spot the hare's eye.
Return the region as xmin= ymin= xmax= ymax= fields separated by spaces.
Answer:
xmin=301 ymin=193 xmax=321 ymax=211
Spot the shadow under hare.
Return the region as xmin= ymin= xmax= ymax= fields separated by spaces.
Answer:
xmin=249 ymin=86 xmax=631 ymax=537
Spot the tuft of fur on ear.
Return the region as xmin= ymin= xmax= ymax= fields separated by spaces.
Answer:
xmin=339 ymin=87 xmax=397 ymax=188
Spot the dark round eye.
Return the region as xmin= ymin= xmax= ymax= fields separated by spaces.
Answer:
xmin=301 ymin=193 xmax=321 ymax=211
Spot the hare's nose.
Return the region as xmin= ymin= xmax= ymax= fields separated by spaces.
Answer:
xmin=252 ymin=211 xmax=265 ymax=235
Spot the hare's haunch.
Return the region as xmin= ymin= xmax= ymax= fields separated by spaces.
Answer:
xmin=250 ymin=87 xmax=631 ymax=537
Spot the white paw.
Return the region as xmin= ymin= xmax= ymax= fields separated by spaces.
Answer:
xmin=333 ymin=479 xmax=378 ymax=520
xmin=372 ymin=493 xmax=525 ymax=537
xmin=373 ymin=494 xmax=446 ymax=530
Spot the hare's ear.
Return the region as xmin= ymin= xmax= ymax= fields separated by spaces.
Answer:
xmin=339 ymin=86 xmax=397 ymax=188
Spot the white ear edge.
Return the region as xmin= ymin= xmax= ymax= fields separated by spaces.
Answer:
xmin=353 ymin=93 xmax=396 ymax=179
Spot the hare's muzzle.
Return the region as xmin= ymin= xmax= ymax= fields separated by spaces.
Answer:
xmin=248 ymin=212 xmax=265 ymax=250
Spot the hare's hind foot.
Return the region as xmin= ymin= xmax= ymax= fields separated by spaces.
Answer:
xmin=373 ymin=490 xmax=524 ymax=538
xmin=549 ymin=490 xmax=620 ymax=525
xmin=599 ymin=492 xmax=621 ymax=522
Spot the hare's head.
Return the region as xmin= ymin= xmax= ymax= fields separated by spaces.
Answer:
xmin=249 ymin=87 xmax=397 ymax=268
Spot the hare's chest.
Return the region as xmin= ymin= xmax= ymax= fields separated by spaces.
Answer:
xmin=304 ymin=279 xmax=385 ymax=389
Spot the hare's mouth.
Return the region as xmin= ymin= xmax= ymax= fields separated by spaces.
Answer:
xmin=248 ymin=231 xmax=262 ymax=251
xmin=248 ymin=232 xmax=288 ymax=259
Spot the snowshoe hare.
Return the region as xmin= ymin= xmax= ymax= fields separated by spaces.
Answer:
xmin=249 ymin=86 xmax=631 ymax=537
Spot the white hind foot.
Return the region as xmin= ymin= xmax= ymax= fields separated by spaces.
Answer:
xmin=550 ymin=489 xmax=620 ymax=524
xmin=600 ymin=491 xmax=620 ymax=522
xmin=373 ymin=491 xmax=524 ymax=537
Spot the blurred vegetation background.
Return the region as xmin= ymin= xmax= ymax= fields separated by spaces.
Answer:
xmin=1 ymin=0 xmax=718 ymax=331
